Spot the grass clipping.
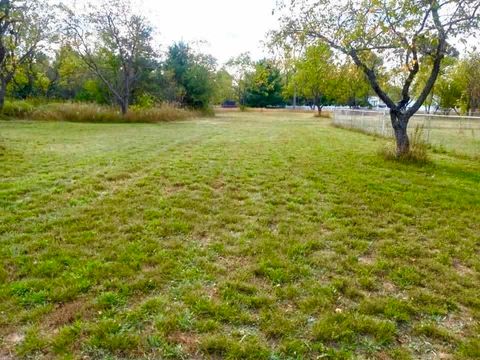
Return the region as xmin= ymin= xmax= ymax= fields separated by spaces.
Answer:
xmin=1 ymin=101 xmax=200 ymax=123
xmin=379 ymin=125 xmax=429 ymax=163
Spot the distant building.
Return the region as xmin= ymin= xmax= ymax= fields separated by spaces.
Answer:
xmin=368 ymin=96 xmax=386 ymax=109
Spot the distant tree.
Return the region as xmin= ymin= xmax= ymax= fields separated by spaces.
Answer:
xmin=164 ymin=42 xmax=190 ymax=101
xmin=266 ymin=30 xmax=305 ymax=108
xmin=245 ymin=60 xmax=284 ymax=108
xmin=9 ymin=52 xmax=51 ymax=99
xmin=45 ymin=45 xmax=96 ymax=100
xmin=226 ymin=53 xmax=254 ymax=106
xmin=412 ymin=55 xmax=458 ymax=113
xmin=293 ymin=43 xmax=336 ymax=115
xmin=458 ymin=52 xmax=480 ymax=115
xmin=213 ymin=68 xmax=235 ymax=105
xmin=335 ymin=62 xmax=371 ymax=107
xmin=0 ymin=0 xmax=53 ymax=110
xmin=62 ymin=0 xmax=156 ymax=114
xmin=277 ymin=0 xmax=480 ymax=155
xmin=163 ymin=42 xmax=216 ymax=109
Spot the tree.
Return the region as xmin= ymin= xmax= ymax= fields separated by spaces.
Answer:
xmin=0 ymin=0 xmax=52 ymax=110
xmin=458 ymin=51 xmax=480 ymax=115
xmin=277 ymin=0 xmax=480 ymax=155
xmin=294 ymin=43 xmax=336 ymax=115
xmin=213 ymin=68 xmax=235 ymax=105
xmin=226 ymin=53 xmax=254 ymax=106
xmin=62 ymin=0 xmax=156 ymax=114
xmin=435 ymin=58 xmax=463 ymax=114
xmin=266 ymin=30 xmax=305 ymax=108
xmin=335 ymin=62 xmax=371 ymax=107
xmin=9 ymin=52 xmax=51 ymax=99
xmin=245 ymin=60 xmax=284 ymax=108
xmin=163 ymin=42 xmax=216 ymax=109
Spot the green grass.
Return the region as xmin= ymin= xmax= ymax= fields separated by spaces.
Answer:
xmin=1 ymin=111 xmax=479 ymax=359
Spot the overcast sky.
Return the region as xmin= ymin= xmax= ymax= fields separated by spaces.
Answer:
xmin=130 ymin=0 xmax=278 ymax=65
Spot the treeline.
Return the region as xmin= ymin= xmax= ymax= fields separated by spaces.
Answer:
xmin=1 ymin=0 xmax=479 ymax=116
xmin=0 ymin=0 xmax=399 ymax=114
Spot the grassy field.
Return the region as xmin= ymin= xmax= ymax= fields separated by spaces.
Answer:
xmin=1 ymin=111 xmax=479 ymax=359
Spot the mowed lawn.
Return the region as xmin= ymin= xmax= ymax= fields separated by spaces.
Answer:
xmin=1 ymin=111 xmax=479 ymax=359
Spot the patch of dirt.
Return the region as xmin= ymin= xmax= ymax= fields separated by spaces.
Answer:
xmin=0 ymin=352 xmax=15 ymax=360
xmin=439 ymin=310 xmax=471 ymax=336
xmin=43 ymin=299 xmax=90 ymax=328
xmin=358 ymin=255 xmax=376 ymax=265
xmin=1 ymin=332 xmax=25 ymax=359
xmin=167 ymin=332 xmax=200 ymax=355
xmin=453 ymin=260 xmax=475 ymax=277
xmin=382 ymin=281 xmax=397 ymax=293
xmin=164 ymin=183 xmax=185 ymax=196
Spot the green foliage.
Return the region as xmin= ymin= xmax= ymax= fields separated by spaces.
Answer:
xmin=454 ymin=52 xmax=480 ymax=115
xmin=335 ymin=62 xmax=371 ymax=107
xmin=163 ymin=42 xmax=217 ymax=110
xmin=213 ymin=68 xmax=235 ymax=104
xmin=244 ymin=60 xmax=284 ymax=107
xmin=1 ymin=100 xmax=35 ymax=118
xmin=292 ymin=43 xmax=336 ymax=111
xmin=226 ymin=52 xmax=254 ymax=105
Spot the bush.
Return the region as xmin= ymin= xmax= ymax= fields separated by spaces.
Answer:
xmin=2 ymin=100 xmax=35 ymax=118
xmin=1 ymin=100 xmax=200 ymax=123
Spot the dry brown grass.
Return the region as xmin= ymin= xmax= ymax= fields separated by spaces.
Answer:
xmin=2 ymin=101 xmax=199 ymax=123
xmin=33 ymin=103 xmax=198 ymax=123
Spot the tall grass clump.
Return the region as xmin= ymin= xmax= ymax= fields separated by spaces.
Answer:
xmin=33 ymin=103 xmax=197 ymax=123
xmin=379 ymin=125 xmax=429 ymax=164
xmin=1 ymin=100 xmax=201 ymax=123
xmin=2 ymin=100 xmax=35 ymax=118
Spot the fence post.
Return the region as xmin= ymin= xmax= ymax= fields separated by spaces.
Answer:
xmin=381 ymin=113 xmax=385 ymax=136
xmin=426 ymin=115 xmax=431 ymax=144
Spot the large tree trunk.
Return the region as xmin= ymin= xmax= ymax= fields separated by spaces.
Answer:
xmin=314 ymin=96 xmax=322 ymax=116
xmin=390 ymin=111 xmax=410 ymax=156
xmin=120 ymin=100 xmax=128 ymax=115
xmin=293 ymin=85 xmax=297 ymax=109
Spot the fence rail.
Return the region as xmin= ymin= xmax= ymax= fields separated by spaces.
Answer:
xmin=332 ymin=109 xmax=480 ymax=157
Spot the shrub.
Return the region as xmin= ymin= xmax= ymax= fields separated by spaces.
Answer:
xmin=2 ymin=100 xmax=35 ymax=118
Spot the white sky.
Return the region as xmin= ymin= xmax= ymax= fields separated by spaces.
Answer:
xmin=130 ymin=0 xmax=278 ymax=65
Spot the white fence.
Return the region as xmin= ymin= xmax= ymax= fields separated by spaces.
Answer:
xmin=332 ymin=109 xmax=480 ymax=157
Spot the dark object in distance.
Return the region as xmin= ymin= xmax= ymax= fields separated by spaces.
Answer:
xmin=222 ymin=100 xmax=237 ymax=108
